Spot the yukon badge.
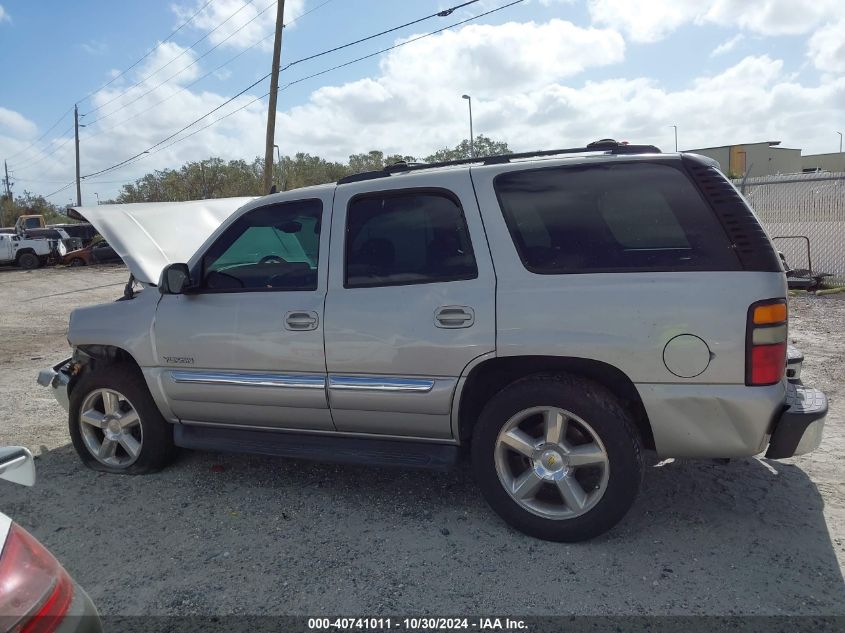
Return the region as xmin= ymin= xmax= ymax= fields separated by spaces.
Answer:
xmin=163 ymin=356 xmax=195 ymax=365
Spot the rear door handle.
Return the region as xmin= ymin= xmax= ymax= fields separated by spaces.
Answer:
xmin=285 ymin=311 xmax=319 ymax=331
xmin=434 ymin=306 xmax=475 ymax=329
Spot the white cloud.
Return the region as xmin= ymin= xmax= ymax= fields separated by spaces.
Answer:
xmin=173 ymin=0 xmax=305 ymax=51
xmin=81 ymin=40 xmax=109 ymax=56
xmin=276 ymin=21 xmax=842 ymax=164
xmin=0 ymin=108 xmax=37 ymax=138
xmin=587 ymin=0 xmax=701 ymax=43
xmin=711 ymin=33 xmax=743 ymax=57
xmin=587 ymin=0 xmax=845 ymax=42
xmin=2 ymin=16 xmax=843 ymax=204
xmin=279 ymin=19 xmax=625 ymax=154
xmin=702 ymin=0 xmax=842 ymax=36
xmin=807 ymin=20 xmax=845 ymax=73
xmin=0 ymin=4 xmax=10 ymax=24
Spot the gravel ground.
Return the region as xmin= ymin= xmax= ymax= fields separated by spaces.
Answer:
xmin=0 ymin=265 xmax=843 ymax=616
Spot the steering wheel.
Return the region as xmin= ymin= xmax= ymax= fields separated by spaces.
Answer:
xmin=259 ymin=255 xmax=285 ymax=265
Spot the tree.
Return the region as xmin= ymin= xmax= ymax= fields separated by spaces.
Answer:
xmin=114 ymin=158 xmax=265 ymax=203
xmin=279 ymin=153 xmax=348 ymax=191
xmin=424 ymin=135 xmax=512 ymax=163
xmin=1 ymin=190 xmax=69 ymax=227
xmin=105 ymin=136 xmax=511 ymax=203
xmin=347 ymin=151 xmax=417 ymax=174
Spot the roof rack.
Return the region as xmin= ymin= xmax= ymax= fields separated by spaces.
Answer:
xmin=337 ymin=140 xmax=662 ymax=184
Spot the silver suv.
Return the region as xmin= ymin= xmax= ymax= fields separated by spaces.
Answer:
xmin=38 ymin=141 xmax=828 ymax=541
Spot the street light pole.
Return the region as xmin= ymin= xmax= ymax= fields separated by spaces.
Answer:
xmin=462 ymin=94 xmax=474 ymax=158
xmin=837 ymin=131 xmax=843 ymax=173
xmin=671 ymin=125 xmax=678 ymax=152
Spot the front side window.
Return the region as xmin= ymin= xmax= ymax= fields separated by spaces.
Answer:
xmin=345 ymin=191 xmax=477 ymax=288
xmin=494 ymin=162 xmax=740 ymax=273
xmin=201 ymin=199 xmax=322 ymax=291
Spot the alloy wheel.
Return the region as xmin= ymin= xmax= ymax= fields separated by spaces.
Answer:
xmin=494 ymin=406 xmax=610 ymax=519
xmin=78 ymin=388 xmax=144 ymax=468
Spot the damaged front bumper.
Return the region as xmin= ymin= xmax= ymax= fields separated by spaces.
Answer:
xmin=36 ymin=358 xmax=72 ymax=412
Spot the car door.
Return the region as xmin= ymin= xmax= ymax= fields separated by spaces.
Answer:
xmin=152 ymin=194 xmax=334 ymax=431
xmin=324 ymin=171 xmax=496 ymax=440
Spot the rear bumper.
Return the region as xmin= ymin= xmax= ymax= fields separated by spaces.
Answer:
xmin=638 ymin=347 xmax=827 ymax=459
xmin=36 ymin=358 xmax=72 ymax=412
xmin=765 ymin=382 xmax=827 ymax=459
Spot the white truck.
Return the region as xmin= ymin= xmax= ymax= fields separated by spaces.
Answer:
xmin=0 ymin=231 xmax=67 ymax=269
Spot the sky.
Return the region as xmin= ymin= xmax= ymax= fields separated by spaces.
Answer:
xmin=0 ymin=0 xmax=843 ymax=205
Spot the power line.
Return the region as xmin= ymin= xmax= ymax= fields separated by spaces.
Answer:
xmin=85 ymin=0 xmax=278 ymax=129
xmin=44 ymin=181 xmax=75 ymax=200
xmin=11 ymin=0 xmax=216 ymax=164
xmin=82 ymin=0 xmax=335 ymax=142
xmin=37 ymin=0 xmax=335 ymax=196
xmin=83 ymin=33 xmax=274 ymax=144
xmin=83 ymin=0 xmax=525 ymax=180
xmin=17 ymin=6 xmax=273 ymax=173
xmin=82 ymin=0 xmax=485 ymax=180
xmin=79 ymin=0 xmax=218 ymax=106
xmin=84 ymin=0 xmax=260 ymax=119
xmin=11 ymin=125 xmax=75 ymax=172
xmin=5 ymin=107 xmax=73 ymax=162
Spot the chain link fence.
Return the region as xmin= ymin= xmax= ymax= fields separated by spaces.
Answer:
xmin=732 ymin=172 xmax=845 ymax=286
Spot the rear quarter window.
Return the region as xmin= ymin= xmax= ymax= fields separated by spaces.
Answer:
xmin=494 ymin=162 xmax=740 ymax=273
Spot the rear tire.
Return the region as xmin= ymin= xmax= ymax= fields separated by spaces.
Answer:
xmin=471 ymin=373 xmax=643 ymax=542
xmin=69 ymin=258 xmax=86 ymax=267
xmin=68 ymin=364 xmax=175 ymax=474
xmin=16 ymin=252 xmax=40 ymax=269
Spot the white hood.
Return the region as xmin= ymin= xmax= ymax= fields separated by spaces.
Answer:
xmin=72 ymin=197 xmax=256 ymax=284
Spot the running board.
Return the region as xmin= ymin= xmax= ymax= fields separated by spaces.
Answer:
xmin=174 ymin=424 xmax=459 ymax=471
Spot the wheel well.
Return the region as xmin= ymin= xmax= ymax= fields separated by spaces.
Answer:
xmin=69 ymin=345 xmax=142 ymax=395
xmin=457 ymin=356 xmax=655 ymax=450
xmin=15 ymin=248 xmax=36 ymax=259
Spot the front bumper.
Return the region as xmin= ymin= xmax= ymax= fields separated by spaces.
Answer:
xmin=36 ymin=358 xmax=72 ymax=412
xmin=765 ymin=382 xmax=828 ymax=459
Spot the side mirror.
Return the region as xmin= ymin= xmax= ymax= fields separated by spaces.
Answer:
xmin=0 ymin=447 xmax=36 ymax=487
xmin=159 ymin=263 xmax=192 ymax=295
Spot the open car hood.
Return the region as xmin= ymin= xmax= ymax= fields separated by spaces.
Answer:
xmin=71 ymin=198 xmax=256 ymax=284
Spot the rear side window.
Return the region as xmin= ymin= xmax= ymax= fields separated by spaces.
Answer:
xmin=494 ymin=162 xmax=740 ymax=273
xmin=345 ymin=190 xmax=477 ymax=288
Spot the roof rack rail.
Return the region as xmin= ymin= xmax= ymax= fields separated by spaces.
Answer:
xmin=337 ymin=140 xmax=661 ymax=184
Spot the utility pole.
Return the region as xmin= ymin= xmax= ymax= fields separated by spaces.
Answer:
xmin=74 ymin=104 xmax=82 ymax=206
xmin=3 ymin=160 xmax=11 ymax=201
xmin=263 ymin=0 xmax=286 ymax=193
xmin=2 ymin=160 xmax=11 ymax=227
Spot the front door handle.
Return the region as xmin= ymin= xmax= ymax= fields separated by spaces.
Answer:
xmin=285 ymin=311 xmax=319 ymax=331
xmin=434 ymin=306 xmax=475 ymax=329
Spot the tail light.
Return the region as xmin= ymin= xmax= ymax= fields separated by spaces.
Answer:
xmin=0 ymin=523 xmax=74 ymax=633
xmin=746 ymin=299 xmax=788 ymax=386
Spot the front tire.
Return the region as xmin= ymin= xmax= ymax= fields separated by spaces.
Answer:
xmin=68 ymin=364 xmax=175 ymax=474
xmin=471 ymin=374 xmax=643 ymax=542
xmin=68 ymin=258 xmax=86 ymax=267
xmin=17 ymin=252 xmax=40 ymax=269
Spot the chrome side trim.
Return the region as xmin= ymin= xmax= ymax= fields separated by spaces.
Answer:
xmin=170 ymin=371 xmax=325 ymax=390
xmin=328 ymin=375 xmax=435 ymax=393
